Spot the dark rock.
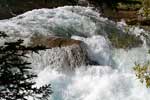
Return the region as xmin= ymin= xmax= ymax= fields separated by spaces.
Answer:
xmin=30 ymin=35 xmax=82 ymax=48
xmin=127 ymin=18 xmax=150 ymax=26
xmin=0 ymin=0 xmax=78 ymax=19
xmin=29 ymin=35 xmax=99 ymax=72
xmin=78 ymin=0 xmax=89 ymax=6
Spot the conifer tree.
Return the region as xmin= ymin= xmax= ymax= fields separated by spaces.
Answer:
xmin=0 ymin=32 xmax=52 ymax=100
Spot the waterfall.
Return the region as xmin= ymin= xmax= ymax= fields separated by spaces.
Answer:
xmin=0 ymin=6 xmax=150 ymax=100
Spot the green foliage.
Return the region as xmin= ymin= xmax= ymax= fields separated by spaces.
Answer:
xmin=108 ymin=32 xmax=142 ymax=49
xmin=143 ymin=0 xmax=150 ymax=9
xmin=87 ymin=0 xmax=142 ymax=10
xmin=117 ymin=2 xmax=142 ymax=10
xmin=0 ymin=32 xmax=52 ymax=100
xmin=139 ymin=8 xmax=150 ymax=18
xmin=133 ymin=48 xmax=150 ymax=88
xmin=138 ymin=0 xmax=150 ymax=18
xmin=133 ymin=63 xmax=150 ymax=88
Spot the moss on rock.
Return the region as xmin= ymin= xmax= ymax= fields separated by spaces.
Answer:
xmin=108 ymin=32 xmax=143 ymax=49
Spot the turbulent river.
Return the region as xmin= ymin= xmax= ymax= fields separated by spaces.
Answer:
xmin=1 ymin=6 xmax=150 ymax=100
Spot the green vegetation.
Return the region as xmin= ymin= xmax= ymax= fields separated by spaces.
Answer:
xmin=133 ymin=62 xmax=150 ymax=88
xmin=143 ymin=0 xmax=150 ymax=9
xmin=139 ymin=0 xmax=150 ymax=18
xmin=139 ymin=8 xmax=150 ymax=18
xmin=117 ymin=2 xmax=142 ymax=10
xmin=108 ymin=32 xmax=142 ymax=49
xmin=133 ymin=48 xmax=150 ymax=88
xmin=116 ymin=0 xmax=142 ymax=10
xmin=0 ymin=32 xmax=52 ymax=100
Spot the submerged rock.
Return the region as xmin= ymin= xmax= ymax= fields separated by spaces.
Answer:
xmin=28 ymin=34 xmax=98 ymax=72
xmin=30 ymin=34 xmax=82 ymax=48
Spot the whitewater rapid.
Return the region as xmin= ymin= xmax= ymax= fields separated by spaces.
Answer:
xmin=1 ymin=6 xmax=150 ymax=100
xmin=34 ymin=36 xmax=150 ymax=100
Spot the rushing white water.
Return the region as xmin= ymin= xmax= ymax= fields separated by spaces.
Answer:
xmin=1 ymin=6 xmax=150 ymax=100
xmin=34 ymin=37 xmax=150 ymax=100
xmin=0 ymin=6 xmax=125 ymax=44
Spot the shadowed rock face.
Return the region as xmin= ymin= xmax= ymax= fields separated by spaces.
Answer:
xmin=0 ymin=0 xmax=78 ymax=19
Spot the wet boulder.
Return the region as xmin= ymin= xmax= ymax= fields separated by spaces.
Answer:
xmin=28 ymin=35 xmax=96 ymax=72
xmin=30 ymin=34 xmax=82 ymax=48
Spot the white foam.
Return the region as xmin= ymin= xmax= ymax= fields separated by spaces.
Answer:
xmin=35 ymin=66 xmax=150 ymax=100
xmin=0 ymin=6 xmax=150 ymax=100
xmin=72 ymin=35 xmax=113 ymax=66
